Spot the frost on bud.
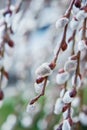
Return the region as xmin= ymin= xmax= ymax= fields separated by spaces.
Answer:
xmin=26 ymin=104 xmax=36 ymax=113
xmin=0 ymin=90 xmax=4 ymax=100
xmin=79 ymin=112 xmax=87 ymax=126
xmin=35 ymin=63 xmax=52 ymax=77
xmin=62 ymin=119 xmax=71 ymax=130
xmin=56 ymin=69 xmax=69 ymax=85
xmin=54 ymin=98 xmax=64 ymax=115
xmin=72 ymin=74 xmax=81 ymax=89
xmin=64 ymin=60 xmax=77 ymax=72
xmin=56 ymin=17 xmax=69 ymax=29
xmin=63 ymin=91 xmax=74 ymax=104
xmin=78 ymin=40 xmax=87 ymax=51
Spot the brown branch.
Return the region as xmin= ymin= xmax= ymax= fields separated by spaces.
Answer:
xmin=29 ymin=0 xmax=76 ymax=105
xmin=30 ymin=77 xmax=48 ymax=105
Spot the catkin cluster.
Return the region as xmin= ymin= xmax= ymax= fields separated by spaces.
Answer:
xmin=27 ymin=0 xmax=87 ymax=130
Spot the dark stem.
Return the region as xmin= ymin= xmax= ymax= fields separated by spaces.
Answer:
xmin=30 ymin=77 xmax=48 ymax=105
xmin=74 ymin=51 xmax=80 ymax=87
xmin=65 ymin=0 xmax=75 ymax=17
xmin=71 ymin=30 xmax=76 ymax=55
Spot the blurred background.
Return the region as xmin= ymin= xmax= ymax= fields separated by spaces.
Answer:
xmin=0 ymin=0 xmax=87 ymax=130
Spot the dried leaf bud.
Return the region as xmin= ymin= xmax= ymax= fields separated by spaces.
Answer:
xmin=64 ymin=60 xmax=77 ymax=72
xmin=26 ymin=104 xmax=36 ymax=113
xmin=56 ymin=17 xmax=69 ymax=29
xmin=61 ymin=42 xmax=67 ymax=51
xmin=62 ymin=119 xmax=71 ymax=130
xmin=63 ymin=91 xmax=74 ymax=104
xmin=74 ymin=0 xmax=81 ymax=8
xmin=72 ymin=74 xmax=81 ymax=89
xmin=54 ymin=98 xmax=64 ymax=115
xmin=0 ymin=90 xmax=4 ymax=100
xmin=56 ymin=70 xmax=69 ymax=85
xmin=79 ymin=112 xmax=87 ymax=126
xmin=35 ymin=63 xmax=52 ymax=77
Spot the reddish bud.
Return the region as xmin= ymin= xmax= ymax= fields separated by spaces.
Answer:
xmin=56 ymin=123 xmax=63 ymax=130
xmin=58 ymin=69 xmax=65 ymax=74
xmin=61 ymin=42 xmax=67 ymax=51
xmin=68 ymin=118 xmax=73 ymax=126
xmin=70 ymin=55 xmax=78 ymax=60
xmin=74 ymin=0 xmax=81 ymax=8
xmin=85 ymin=40 xmax=87 ymax=46
xmin=49 ymin=62 xmax=56 ymax=70
xmin=3 ymin=9 xmax=12 ymax=16
xmin=8 ymin=40 xmax=14 ymax=47
xmin=36 ymin=77 xmax=44 ymax=84
xmin=0 ymin=90 xmax=4 ymax=100
xmin=62 ymin=105 xmax=69 ymax=112
xmin=69 ymin=89 xmax=77 ymax=97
